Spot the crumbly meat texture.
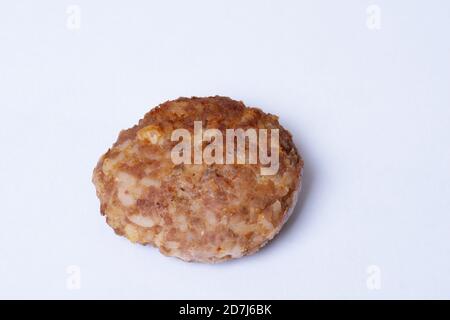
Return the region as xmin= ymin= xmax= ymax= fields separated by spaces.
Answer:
xmin=92 ymin=96 xmax=303 ymax=263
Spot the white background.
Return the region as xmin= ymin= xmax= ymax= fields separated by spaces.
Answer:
xmin=0 ymin=0 xmax=449 ymax=299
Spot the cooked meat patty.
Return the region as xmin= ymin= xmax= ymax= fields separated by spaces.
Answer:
xmin=92 ymin=96 xmax=303 ymax=263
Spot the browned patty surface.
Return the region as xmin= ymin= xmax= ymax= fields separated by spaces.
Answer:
xmin=92 ymin=96 xmax=303 ymax=263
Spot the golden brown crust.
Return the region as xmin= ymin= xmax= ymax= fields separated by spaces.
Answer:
xmin=92 ymin=96 xmax=303 ymax=263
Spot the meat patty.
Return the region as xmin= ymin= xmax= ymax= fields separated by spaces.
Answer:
xmin=92 ymin=96 xmax=303 ymax=263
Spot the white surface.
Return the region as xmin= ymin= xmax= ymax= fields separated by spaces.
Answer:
xmin=0 ymin=0 xmax=449 ymax=299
